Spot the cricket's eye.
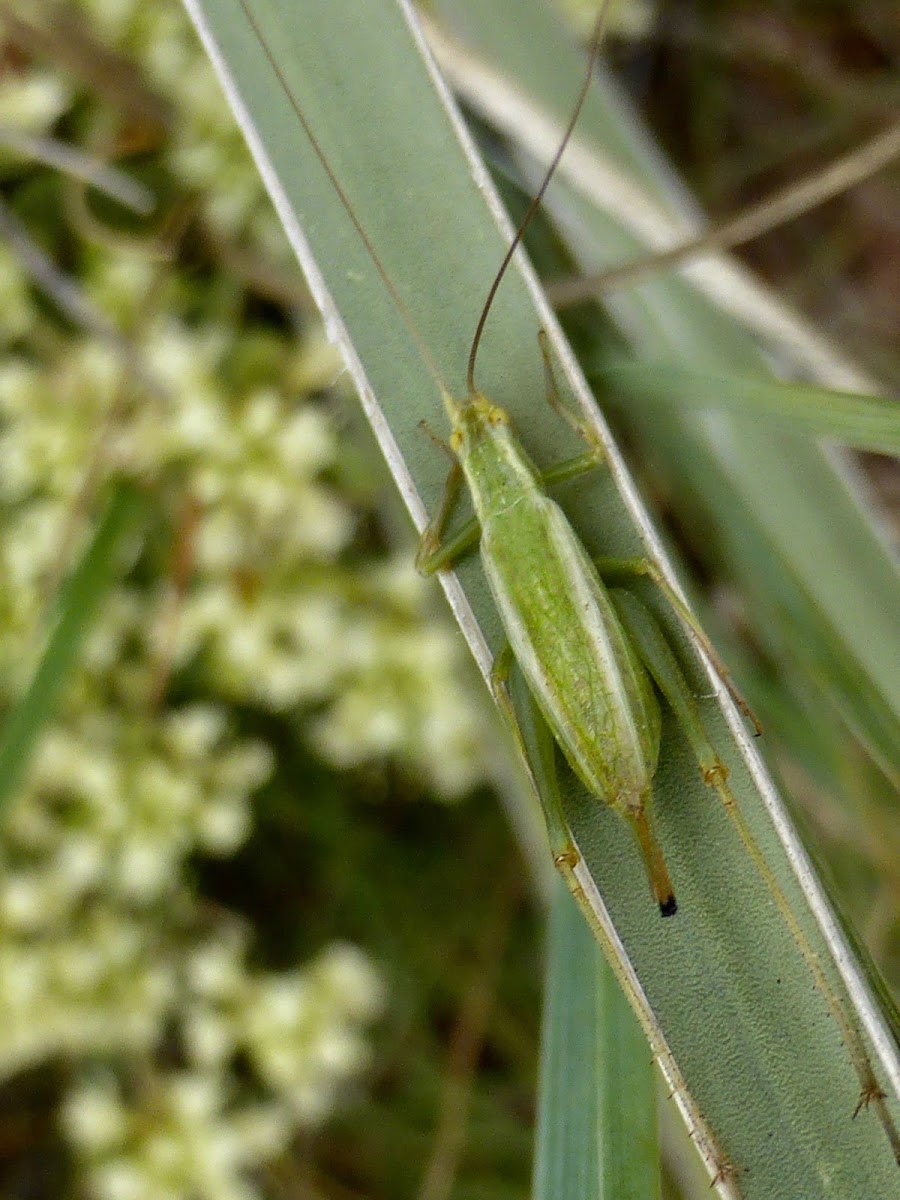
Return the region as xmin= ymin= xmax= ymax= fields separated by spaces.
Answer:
xmin=487 ymin=405 xmax=508 ymax=426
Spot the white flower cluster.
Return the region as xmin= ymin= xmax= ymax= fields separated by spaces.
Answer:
xmin=4 ymin=706 xmax=272 ymax=912
xmin=0 ymin=0 xmax=495 ymax=1194
xmin=0 ymin=311 xmax=395 ymax=1192
xmin=63 ymin=1070 xmax=291 ymax=1200
xmin=55 ymin=935 xmax=384 ymax=1200
xmin=0 ymin=905 xmax=174 ymax=1079
xmin=184 ymin=936 xmax=386 ymax=1123
xmin=306 ymin=559 xmax=488 ymax=798
xmin=0 ymin=65 xmax=71 ymax=134
xmin=0 ymin=308 xmax=485 ymax=797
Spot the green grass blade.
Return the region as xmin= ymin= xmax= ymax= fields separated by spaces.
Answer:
xmin=535 ymin=881 xmax=660 ymax=1200
xmin=594 ymin=361 xmax=900 ymax=456
xmin=182 ymin=2 xmax=900 ymax=1196
xmin=0 ymin=481 xmax=144 ymax=819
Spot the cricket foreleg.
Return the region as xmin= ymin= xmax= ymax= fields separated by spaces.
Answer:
xmin=537 ymin=330 xmax=606 ymax=458
xmin=596 ymin=555 xmax=762 ymax=736
xmin=415 ymin=460 xmax=468 ymax=573
xmin=610 ymin=587 xmax=896 ymax=1139
xmin=417 ymin=453 xmax=602 ymax=575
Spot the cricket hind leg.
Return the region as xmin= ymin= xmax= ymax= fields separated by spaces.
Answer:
xmin=610 ymin=586 xmax=897 ymax=1142
xmin=608 ymin=586 xmax=741 ymax=798
xmin=538 ymin=329 xmax=758 ymax=736
xmin=535 ymin=331 xmax=757 ymax=736
xmin=596 ymin=555 xmax=762 ymax=736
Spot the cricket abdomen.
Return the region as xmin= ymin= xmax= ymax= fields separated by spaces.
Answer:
xmin=481 ymin=490 xmax=661 ymax=812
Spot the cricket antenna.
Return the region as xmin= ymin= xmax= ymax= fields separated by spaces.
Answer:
xmin=466 ymin=2 xmax=613 ymax=396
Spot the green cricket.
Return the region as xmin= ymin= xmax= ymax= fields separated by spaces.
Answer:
xmin=410 ymin=3 xmax=762 ymax=919
xmin=235 ymin=0 xmax=895 ymax=1144
xmin=244 ymin=0 xmax=760 ymax=918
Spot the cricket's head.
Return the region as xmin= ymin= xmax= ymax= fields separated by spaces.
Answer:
xmin=445 ymin=390 xmax=509 ymax=457
xmin=445 ymin=392 xmax=541 ymax=526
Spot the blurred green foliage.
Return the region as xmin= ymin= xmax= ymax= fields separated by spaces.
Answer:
xmin=0 ymin=1 xmax=895 ymax=1197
